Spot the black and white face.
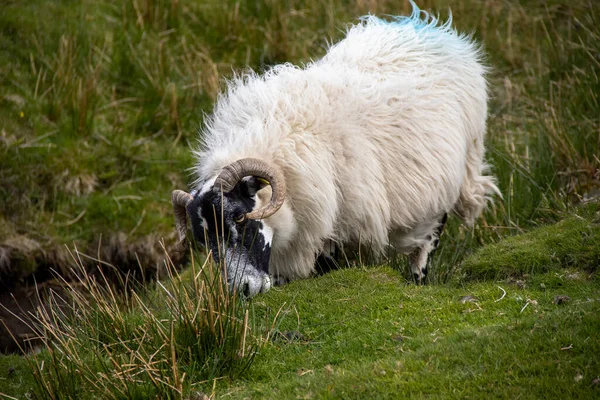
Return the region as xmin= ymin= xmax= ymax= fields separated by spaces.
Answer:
xmin=187 ymin=177 xmax=273 ymax=297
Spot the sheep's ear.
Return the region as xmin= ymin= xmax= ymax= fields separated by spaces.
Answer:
xmin=243 ymin=176 xmax=269 ymax=197
xmin=186 ymin=196 xmax=207 ymax=248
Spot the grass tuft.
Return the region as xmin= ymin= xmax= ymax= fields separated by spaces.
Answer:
xmin=457 ymin=202 xmax=600 ymax=282
xmin=3 ymin=245 xmax=271 ymax=399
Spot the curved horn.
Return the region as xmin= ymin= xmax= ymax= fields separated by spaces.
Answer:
xmin=171 ymin=190 xmax=194 ymax=242
xmin=214 ymin=158 xmax=286 ymax=220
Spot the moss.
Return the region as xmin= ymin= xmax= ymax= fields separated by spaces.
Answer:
xmin=209 ymin=266 xmax=600 ymax=399
xmin=458 ymin=204 xmax=600 ymax=282
xmin=0 ymin=355 xmax=36 ymax=397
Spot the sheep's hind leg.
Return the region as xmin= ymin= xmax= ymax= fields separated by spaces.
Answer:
xmin=409 ymin=213 xmax=447 ymax=284
xmin=315 ymin=240 xmax=340 ymax=275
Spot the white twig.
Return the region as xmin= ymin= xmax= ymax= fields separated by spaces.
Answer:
xmin=520 ymin=301 xmax=530 ymax=313
xmin=495 ymin=286 xmax=506 ymax=302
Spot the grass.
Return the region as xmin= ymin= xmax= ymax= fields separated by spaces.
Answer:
xmin=0 ymin=207 xmax=598 ymax=398
xmin=218 ymin=267 xmax=599 ymax=399
xmin=457 ymin=202 xmax=600 ymax=282
xmin=0 ymin=0 xmax=598 ymax=284
xmin=0 ymin=247 xmax=271 ymax=399
xmin=0 ymin=0 xmax=599 ymax=398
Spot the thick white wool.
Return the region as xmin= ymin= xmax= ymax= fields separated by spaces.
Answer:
xmin=194 ymin=5 xmax=500 ymax=280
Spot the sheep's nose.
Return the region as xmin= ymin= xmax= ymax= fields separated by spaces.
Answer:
xmin=226 ymin=272 xmax=271 ymax=298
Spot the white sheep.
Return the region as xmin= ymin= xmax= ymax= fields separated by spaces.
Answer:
xmin=172 ymin=3 xmax=500 ymax=297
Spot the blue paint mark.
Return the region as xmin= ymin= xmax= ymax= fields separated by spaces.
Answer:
xmin=360 ymin=0 xmax=453 ymax=34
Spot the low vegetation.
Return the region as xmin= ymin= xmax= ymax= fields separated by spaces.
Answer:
xmin=0 ymin=205 xmax=598 ymax=398
xmin=219 ymin=231 xmax=599 ymax=398
xmin=1 ymin=248 xmax=271 ymax=399
xmin=458 ymin=202 xmax=600 ymax=282
xmin=0 ymin=0 xmax=598 ymax=398
xmin=1 ymin=0 xmax=598 ymax=284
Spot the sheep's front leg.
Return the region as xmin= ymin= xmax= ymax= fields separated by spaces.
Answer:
xmin=410 ymin=213 xmax=447 ymax=284
xmin=272 ymin=275 xmax=289 ymax=286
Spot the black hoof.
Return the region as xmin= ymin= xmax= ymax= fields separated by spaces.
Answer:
xmin=412 ymin=273 xmax=423 ymax=284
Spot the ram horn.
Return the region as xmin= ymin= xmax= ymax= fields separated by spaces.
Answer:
xmin=214 ymin=158 xmax=286 ymax=220
xmin=171 ymin=189 xmax=194 ymax=242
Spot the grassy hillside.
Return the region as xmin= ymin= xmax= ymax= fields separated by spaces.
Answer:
xmin=0 ymin=207 xmax=598 ymax=398
xmin=0 ymin=0 xmax=599 ymax=398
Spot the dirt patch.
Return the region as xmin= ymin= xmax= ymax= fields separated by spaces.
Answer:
xmin=0 ymin=283 xmax=53 ymax=353
xmin=0 ymin=233 xmax=189 ymax=354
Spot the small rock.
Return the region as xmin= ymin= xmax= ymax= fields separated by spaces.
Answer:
xmin=323 ymin=364 xmax=334 ymax=374
xmin=540 ymin=283 xmax=546 ymax=290
xmin=272 ymin=330 xmax=306 ymax=342
xmin=392 ymin=335 xmax=405 ymax=342
xmin=553 ymin=295 xmax=571 ymax=305
xmin=566 ymin=272 xmax=581 ymax=280
xmin=459 ymin=295 xmax=477 ymax=304
xmin=284 ymin=330 xmax=306 ymax=341
xmin=575 ymin=374 xmax=584 ymax=382
xmin=592 ymin=377 xmax=600 ymax=386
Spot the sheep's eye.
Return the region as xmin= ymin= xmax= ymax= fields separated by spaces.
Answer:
xmin=235 ymin=214 xmax=246 ymax=224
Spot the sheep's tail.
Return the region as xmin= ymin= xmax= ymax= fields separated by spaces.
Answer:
xmin=454 ymin=148 xmax=502 ymax=226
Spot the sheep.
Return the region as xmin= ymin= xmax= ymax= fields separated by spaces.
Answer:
xmin=171 ymin=2 xmax=500 ymax=297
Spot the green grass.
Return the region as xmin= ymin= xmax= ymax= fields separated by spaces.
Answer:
xmin=206 ymin=205 xmax=599 ymax=399
xmin=1 ymin=210 xmax=598 ymax=398
xmin=0 ymin=250 xmax=270 ymax=399
xmin=220 ymin=269 xmax=598 ymax=399
xmin=1 ymin=0 xmax=599 ymax=398
xmin=457 ymin=203 xmax=600 ymax=282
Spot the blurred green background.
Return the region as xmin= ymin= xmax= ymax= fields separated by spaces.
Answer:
xmin=0 ymin=0 xmax=598 ymax=285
